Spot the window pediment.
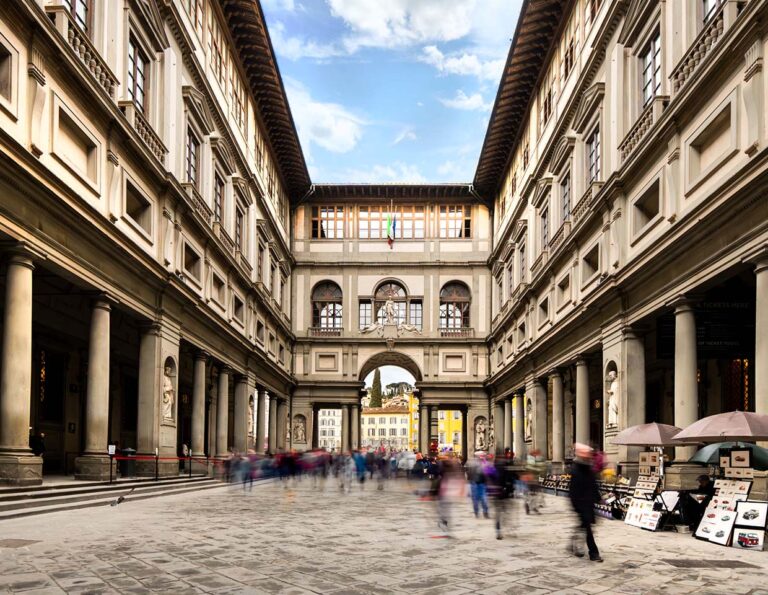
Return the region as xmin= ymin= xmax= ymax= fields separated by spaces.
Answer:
xmin=129 ymin=0 xmax=169 ymax=52
xmin=182 ymin=86 xmax=215 ymax=135
xmin=211 ymin=137 xmax=237 ymax=176
xmin=550 ymin=135 xmax=576 ymax=174
xmin=573 ymin=83 xmax=605 ymax=134
xmin=532 ymin=176 xmax=553 ymax=208
xmin=618 ymin=0 xmax=659 ymax=47
xmin=232 ymin=176 xmax=253 ymax=206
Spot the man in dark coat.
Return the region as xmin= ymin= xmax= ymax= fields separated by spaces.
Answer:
xmin=568 ymin=443 xmax=602 ymax=562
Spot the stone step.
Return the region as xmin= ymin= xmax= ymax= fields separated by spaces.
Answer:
xmin=0 ymin=479 xmax=226 ymax=521
xmin=0 ymin=475 xmax=209 ymax=503
xmin=0 ymin=473 xmax=210 ymax=496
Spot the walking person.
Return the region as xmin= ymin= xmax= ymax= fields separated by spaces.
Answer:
xmin=466 ymin=452 xmax=490 ymax=518
xmin=568 ymin=443 xmax=603 ymax=562
xmin=490 ymin=452 xmax=518 ymax=540
xmin=435 ymin=457 xmax=464 ymax=537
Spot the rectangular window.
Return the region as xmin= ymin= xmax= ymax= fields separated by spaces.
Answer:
xmin=561 ymin=173 xmax=571 ymax=222
xmin=703 ymin=0 xmax=719 ymax=23
xmin=0 ymin=44 xmax=10 ymax=102
xmin=127 ymin=37 xmax=148 ymax=114
xmin=183 ymin=0 xmax=204 ymax=38
xmin=439 ymin=432 xmax=445 ymax=444
xmin=63 ymin=0 xmax=89 ymax=33
xmin=213 ymin=173 xmax=224 ymax=223
xmin=519 ymin=240 xmax=527 ymax=282
xmin=452 ymin=432 xmax=460 ymax=444
xmin=438 ymin=411 xmax=445 ymax=420
xmin=389 ymin=428 xmax=397 ymax=437
xmin=185 ymin=128 xmax=200 ymax=187
xmin=379 ymin=428 xmax=386 ymax=437
xmin=401 ymin=428 xmax=407 ymax=436
xmin=270 ymin=263 xmax=276 ymax=293
xmin=311 ymin=206 xmax=344 ymax=239
xmin=235 ymin=205 xmax=244 ymax=252
xmin=453 ymin=411 xmax=460 ymax=420
xmin=207 ymin=11 xmax=227 ymax=90
xmin=399 ymin=206 xmax=425 ymax=239
xmin=507 ymin=265 xmax=514 ymax=297
xmin=359 ymin=301 xmax=372 ymax=329
xmin=358 ymin=206 xmax=385 ymax=239
xmin=230 ymin=68 xmax=246 ymax=131
xmin=586 ymin=0 xmax=602 ymax=25
xmin=587 ymin=125 xmax=601 ymax=183
xmin=641 ymin=30 xmax=662 ymax=107
xmin=541 ymin=207 xmax=549 ymax=250
xmin=379 ymin=417 xmax=385 ymax=424
xmin=409 ymin=301 xmax=422 ymax=329
xmin=257 ymin=244 xmax=264 ymax=282
xmin=439 ymin=205 xmax=471 ymax=238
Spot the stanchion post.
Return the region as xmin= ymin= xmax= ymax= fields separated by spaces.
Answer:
xmin=155 ymin=447 xmax=159 ymax=481
xmin=109 ymin=454 xmax=113 ymax=484
xmin=189 ymin=456 xmax=192 ymax=478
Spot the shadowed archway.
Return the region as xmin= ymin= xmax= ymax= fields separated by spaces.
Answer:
xmin=358 ymin=351 xmax=422 ymax=383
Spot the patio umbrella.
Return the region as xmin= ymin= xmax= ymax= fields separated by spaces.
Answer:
xmin=611 ymin=422 xmax=683 ymax=446
xmin=673 ymin=411 xmax=768 ymax=443
xmin=688 ymin=442 xmax=768 ymax=470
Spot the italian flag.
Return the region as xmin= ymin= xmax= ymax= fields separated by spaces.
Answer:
xmin=387 ymin=211 xmax=396 ymax=249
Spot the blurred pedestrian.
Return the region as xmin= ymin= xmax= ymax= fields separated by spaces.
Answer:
xmin=568 ymin=443 xmax=603 ymax=562
xmin=466 ymin=452 xmax=490 ymax=518
xmin=490 ymin=452 xmax=518 ymax=540
xmin=436 ymin=457 xmax=464 ymax=536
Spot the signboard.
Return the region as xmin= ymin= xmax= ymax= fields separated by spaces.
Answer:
xmin=108 ymin=444 xmax=116 ymax=455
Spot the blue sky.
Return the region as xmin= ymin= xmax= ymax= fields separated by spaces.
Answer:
xmin=261 ymin=0 xmax=522 ymax=183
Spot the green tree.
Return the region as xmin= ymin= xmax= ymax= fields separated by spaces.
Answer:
xmin=369 ymin=368 xmax=383 ymax=408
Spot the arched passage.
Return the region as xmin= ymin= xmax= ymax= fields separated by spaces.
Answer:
xmin=358 ymin=351 xmax=422 ymax=382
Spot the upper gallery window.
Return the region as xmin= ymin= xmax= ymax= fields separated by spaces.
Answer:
xmin=127 ymin=37 xmax=148 ymax=114
xmin=312 ymin=282 xmax=343 ymax=328
xmin=185 ymin=127 xmax=200 ymax=188
xmin=587 ymin=125 xmax=601 ymax=183
xmin=311 ymin=206 xmax=344 ymax=239
xmin=703 ymin=0 xmax=720 ymax=23
xmin=207 ymin=11 xmax=227 ymax=90
xmin=213 ymin=172 xmax=224 ymax=223
xmin=398 ymin=206 xmax=425 ymax=239
xmin=375 ymin=281 xmax=407 ymax=324
xmin=439 ymin=205 xmax=471 ymax=239
xmin=585 ymin=0 xmax=602 ymax=27
xmin=541 ymin=207 xmax=549 ymax=250
xmin=63 ymin=0 xmax=90 ymax=34
xmin=235 ymin=204 xmax=244 ymax=252
xmin=641 ymin=29 xmax=662 ymax=107
xmin=358 ymin=205 xmax=425 ymax=239
xmin=439 ymin=282 xmax=471 ymax=329
xmin=183 ymin=0 xmax=205 ymax=39
xmin=561 ymin=172 xmax=571 ymax=222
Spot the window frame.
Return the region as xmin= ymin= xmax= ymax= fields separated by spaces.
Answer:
xmin=63 ymin=0 xmax=91 ymax=35
xmin=641 ymin=28 xmax=662 ymax=107
xmin=185 ymin=126 xmax=201 ymax=188
xmin=586 ymin=125 xmax=601 ymax=183
xmin=311 ymin=205 xmax=345 ymax=239
xmin=213 ymin=170 xmax=225 ymax=223
xmin=438 ymin=205 xmax=472 ymax=239
xmin=127 ymin=34 xmax=149 ymax=115
xmin=438 ymin=282 xmax=471 ymax=329
xmin=312 ymin=282 xmax=343 ymax=329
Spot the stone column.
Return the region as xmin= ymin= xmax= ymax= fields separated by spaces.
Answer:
xmin=0 ymin=252 xmax=41 ymax=485
xmin=276 ymin=399 xmax=288 ymax=450
xmin=755 ymin=259 xmax=768 ymax=417
xmin=622 ymin=328 xmax=647 ymax=470
xmin=503 ymin=397 xmax=513 ymax=452
xmin=494 ymin=400 xmax=504 ymax=455
xmin=268 ymin=395 xmax=277 ymax=453
xmin=419 ymin=404 xmax=428 ymax=453
xmin=233 ymin=375 xmax=249 ymax=452
xmin=461 ymin=408 xmax=468 ymax=459
xmin=75 ymin=297 xmax=113 ymax=480
xmin=551 ymin=371 xmax=564 ymax=466
xmin=531 ymin=378 xmax=547 ymax=456
xmin=215 ymin=367 xmax=230 ymax=457
xmin=575 ymin=359 xmax=590 ymax=445
xmin=350 ymin=404 xmax=360 ymax=450
xmin=135 ymin=324 xmax=160 ymax=477
xmin=674 ymin=301 xmax=698 ymax=461
xmin=428 ymin=405 xmax=437 ymax=451
xmin=514 ymin=393 xmax=525 ymax=461
xmin=341 ymin=405 xmax=350 ymax=452
xmin=191 ymin=352 xmax=207 ymax=456
xmin=256 ymin=389 xmax=266 ymax=454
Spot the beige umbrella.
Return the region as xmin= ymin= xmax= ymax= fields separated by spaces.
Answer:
xmin=611 ymin=422 xmax=683 ymax=447
xmin=673 ymin=411 xmax=768 ymax=443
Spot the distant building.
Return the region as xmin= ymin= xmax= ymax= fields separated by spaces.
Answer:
xmin=318 ymin=409 xmax=342 ymax=452
xmin=437 ymin=410 xmax=463 ymax=456
xmin=408 ymin=392 xmax=420 ymax=452
xmin=361 ymin=406 xmax=410 ymax=450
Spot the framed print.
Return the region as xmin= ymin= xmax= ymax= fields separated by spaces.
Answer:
xmin=709 ymin=513 xmax=736 ymax=545
xmin=696 ymin=519 xmax=718 ymax=540
xmin=639 ymin=452 xmax=650 ymax=465
xmin=731 ymin=449 xmax=751 ymax=468
xmin=648 ymin=452 xmax=660 ymax=466
xmin=735 ymin=501 xmax=768 ymax=529
xmin=732 ymin=528 xmax=765 ymax=550
xmin=720 ymin=456 xmax=730 ymax=469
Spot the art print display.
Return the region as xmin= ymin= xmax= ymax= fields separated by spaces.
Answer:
xmin=735 ymin=501 xmax=768 ymax=529
xmin=658 ymin=491 xmax=680 ymax=513
xmin=709 ymin=514 xmax=737 ymax=546
xmin=730 ymin=449 xmax=751 ymax=468
xmin=732 ymin=528 xmax=765 ymax=550
xmin=696 ymin=519 xmax=718 ymax=540
xmin=624 ymin=498 xmax=654 ymax=529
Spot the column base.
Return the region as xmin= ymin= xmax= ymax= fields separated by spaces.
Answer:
xmin=133 ymin=459 xmax=180 ymax=478
xmin=74 ymin=455 xmax=115 ymax=481
xmin=0 ymin=453 xmax=43 ymax=486
xmin=665 ymin=463 xmax=706 ymax=491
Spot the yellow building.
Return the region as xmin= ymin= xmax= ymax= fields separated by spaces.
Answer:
xmin=437 ymin=410 xmax=463 ymax=456
xmin=407 ymin=392 xmax=419 ymax=451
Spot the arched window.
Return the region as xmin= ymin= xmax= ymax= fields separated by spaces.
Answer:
xmin=312 ymin=282 xmax=342 ymax=328
xmin=439 ymin=282 xmax=471 ymax=329
xmin=375 ymin=281 xmax=407 ymax=324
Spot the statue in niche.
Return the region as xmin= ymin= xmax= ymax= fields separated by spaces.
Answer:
xmin=525 ymin=398 xmax=533 ymax=441
xmin=293 ymin=415 xmax=307 ymax=443
xmin=474 ymin=416 xmax=488 ymax=451
xmin=384 ymin=298 xmax=396 ymax=325
xmin=606 ymin=370 xmax=619 ymax=428
xmin=248 ymin=398 xmax=254 ymax=437
xmin=162 ymin=365 xmax=175 ymax=421
xmin=488 ymin=415 xmax=495 ymax=452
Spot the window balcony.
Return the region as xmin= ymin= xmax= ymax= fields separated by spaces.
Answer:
xmin=213 ymin=221 xmax=235 ymax=254
xmin=550 ymin=220 xmax=571 ymax=252
xmin=46 ymin=5 xmax=118 ymax=99
xmin=118 ymin=102 xmax=167 ymax=166
xmin=618 ymin=95 xmax=668 ymax=164
xmin=572 ymin=181 xmax=604 ymax=225
xmin=309 ymin=326 xmax=342 ymax=337
xmin=531 ymin=249 xmax=549 ymax=278
xmin=181 ymin=183 xmax=213 ymax=226
xmin=669 ymin=1 xmax=745 ymax=96
xmin=438 ymin=327 xmax=474 ymax=338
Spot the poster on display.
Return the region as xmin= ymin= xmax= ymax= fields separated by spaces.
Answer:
xmin=735 ymin=501 xmax=768 ymax=529
xmin=658 ymin=491 xmax=680 ymax=513
xmin=696 ymin=519 xmax=718 ymax=540
xmin=709 ymin=514 xmax=737 ymax=546
xmin=730 ymin=450 xmax=751 ymax=468
xmin=732 ymin=528 xmax=765 ymax=550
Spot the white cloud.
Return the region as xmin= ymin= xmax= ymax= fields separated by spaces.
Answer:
xmin=437 ymin=159 xmax=474 ymax=181
xmin=261 ymin=0 xmax=296 ymax=12
xmin=283 ymin=79 xmax=365 ymax=157
xmin=393 ymin=128 xmax=417 ymax=145
xmin=328 ymin=0 xmax=478 ymax=52
xmin=269 ymin=21 xmax=342 ymax=61
xmin=439 ymin=90 xmax=491 ymax=112
xmin=420 ymin=45 xmax=505 ymax=82
xmin=333 ymin=162 xmax=426 ymax=183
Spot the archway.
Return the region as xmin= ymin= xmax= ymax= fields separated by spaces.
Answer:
xmin=358 ymin=351 xmax=422 ymax=383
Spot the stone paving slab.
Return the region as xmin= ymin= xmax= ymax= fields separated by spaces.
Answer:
xmin=0 ymin=478 xmax=767 ymax=593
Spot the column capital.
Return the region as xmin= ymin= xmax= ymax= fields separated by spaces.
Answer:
xmin=341 ymin=404 xmax=349 ymax=411
xmin=195 ymin=350 xmax=210 ymax=361
xmin=2 ymin=240 xmax=47 ymax=265
xmin=743 ymin=245 xmax=768 ymax=271
xmin=548 ymin=368 xmax=563 ymax=380
xmin=138 ymin=321 xmax=161 ymax=335
xmin=218 ymin=365 xmax=233 ymax=376
xmin=667 ymin=294 xmax=699 ymax=312
xmin=575 ymin=356 xmax=589 ymax=368
xmin=621 ymin=324 xmax=648 ymax=340
xmin=754 ymin=257 xmax=768 ymax=275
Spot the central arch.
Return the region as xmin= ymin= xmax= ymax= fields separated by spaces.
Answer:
xmin=358 ymin=351 xmax=422 ymax=383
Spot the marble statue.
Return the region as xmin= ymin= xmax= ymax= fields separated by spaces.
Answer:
xmin=474 ymin=416 xmax=488 ymax=451
xmin=488 ymin=415 xmax=495 ymax=452
xmin=293 ymin=415 xmax=306 ymax=443
xmin=162 ymin=366 xmax=175 ymax=421
xmin=384 ymin=298 xmax=396 ymax=324
xmin=248 ymin=398 xmax=254 ymax=437
xmin=606 ymin=370 xmax=619 ymax=427
xmin=525 ymin=398 xmax=532 ymax=441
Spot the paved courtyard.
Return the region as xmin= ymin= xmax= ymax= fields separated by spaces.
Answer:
xmin=0 ymin=478 xmax=767 ymax=594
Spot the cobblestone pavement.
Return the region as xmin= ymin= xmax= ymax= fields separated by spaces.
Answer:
xmin=1 ymin=477 xmax=767 ymax=594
